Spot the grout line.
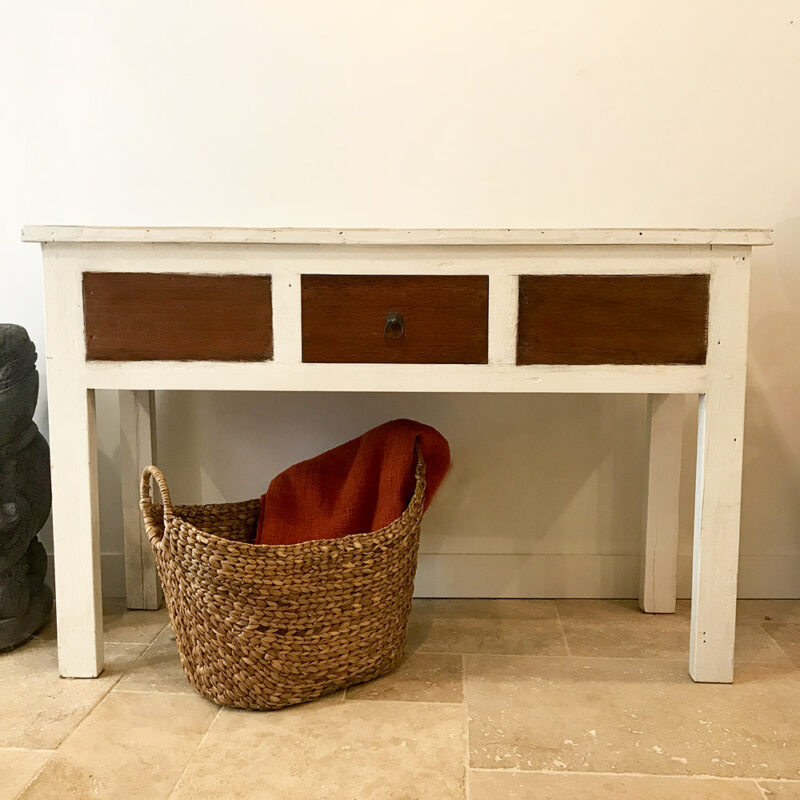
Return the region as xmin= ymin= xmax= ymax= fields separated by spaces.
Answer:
xmin=10 ymin=688 xmax=130 ymax=799
xmin=104 ymin=619 xmax=171 ymax=648
xmin=755 ymin=779 xmax=770 ymax=800
xmin=111 ymin=688 xmax=195 ymax=697
xmin=425 ymin=652 xmax=689 ymax=663
xmin=760 ymin=623 xmax=800 ymax=664
xmin=462 ymin=653 xmax=470 ymax=800
xmin=410 ymin=650 xmax=466 ymax=656
xmin=167 ymin=705 xmax=223 ymax=800
xmin=442 ymin=650 xmax=799 ymax=667
xmin=343 ymin=698 xmax=465 ymax=707
xmin=31 ymin=648 xmax=137 ymax=755
xmin=109 ymin=629 xmax=171 ymax=680
xmin=0 ymin=746 xmax=55 ymax=753
xmin=416 ymin=649 xmax=684 ymax=661
xmin=753 ymin=778 xmax=800 ymax=784
xmin=552 ymin=601 xmax=571 ymax=656
xmin=104 ymin=639 xmax=156 ymax=646
xmin=12 ymin=750 xmax=55 ymax=800
xmin=467 ymin=767 xmax=800 ymax=783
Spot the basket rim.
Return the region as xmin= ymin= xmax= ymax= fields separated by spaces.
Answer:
xmin=141 ymin=453 xmax=427 ymax=556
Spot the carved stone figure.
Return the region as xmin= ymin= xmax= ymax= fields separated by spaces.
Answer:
xmin=0 ymin=325 xmax=53 ymax=650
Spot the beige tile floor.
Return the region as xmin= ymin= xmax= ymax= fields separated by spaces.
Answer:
xmin=2 ymin=598 xmax=800 ymax=799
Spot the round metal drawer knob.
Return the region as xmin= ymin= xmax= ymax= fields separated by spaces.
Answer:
xmin=384 ymin=312 xmax=405 ymax=340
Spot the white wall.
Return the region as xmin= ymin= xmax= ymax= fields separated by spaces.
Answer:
xmin=2 ymin=1 xmax=798 ymax=598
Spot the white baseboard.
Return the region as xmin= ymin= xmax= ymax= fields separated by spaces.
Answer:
xmin=414 ymin=553 xmax=642 ymax=598
xmin=414 ymin=553 xmax=800 ymax=599
xmin=678 ymin=554 xmax=800 ymax=600
xmin=90 ymin=552 xmax=800 ymax=600
xmin=100 ymin=554 xmax=127 ymax=600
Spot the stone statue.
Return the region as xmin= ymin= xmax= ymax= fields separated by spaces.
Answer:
xmin=0 ymin=325 xmax=53 ymax=650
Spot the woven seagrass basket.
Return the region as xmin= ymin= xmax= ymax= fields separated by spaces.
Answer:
xmin=138 ymin=455 xmax=425 ymax=710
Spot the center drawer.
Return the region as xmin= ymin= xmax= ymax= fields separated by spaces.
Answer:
xmin=301 ymin=275 xmax=489 ymax=363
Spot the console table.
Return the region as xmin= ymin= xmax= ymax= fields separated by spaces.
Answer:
xmin=23 ymin=226 xmax=772 ymax=683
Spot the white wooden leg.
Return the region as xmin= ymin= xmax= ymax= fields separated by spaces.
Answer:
xmin=120 ymin=390 xmax=161 ymax=609
xmin=48 ymin=385 xmax=103 ymax=677
xmin=639 ymin=394 xmax=684 ymax=613
xmin=43 ymin=257 xmax=104 ymax=677
xmin=689 ymin=247 xmax=750 ymax=683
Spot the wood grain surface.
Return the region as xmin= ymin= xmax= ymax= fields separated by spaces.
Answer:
xmin=302 ymin=275 xmax=489 ymax=363
xmin=83 ymin=272 xmax=272 ymax=360
xmin=517 ymin=274 xmax=709 ymax=365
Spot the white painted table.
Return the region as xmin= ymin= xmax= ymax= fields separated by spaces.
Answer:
xmin=23 ymin=226 xmax=772 ymax=683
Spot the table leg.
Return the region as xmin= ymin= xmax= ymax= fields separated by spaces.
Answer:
xmin=689 ymin=386 xmax=746 ymax=682
xmin=639 ymin=394 xmax=684 ymax=614
xmin=119 ymin=390 xmax=161 ymax=609
xmin=689 ymin=247 xmax=750 ymax=683
xmin=48 ymin=383 xmax=104 ymax=677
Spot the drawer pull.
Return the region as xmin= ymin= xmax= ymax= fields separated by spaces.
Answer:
xmin=384 ymin=312 xmax=405 ymax=340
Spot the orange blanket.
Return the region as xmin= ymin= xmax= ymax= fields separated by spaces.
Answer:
xmin=255 ymin=419 xmax=450 ymax=545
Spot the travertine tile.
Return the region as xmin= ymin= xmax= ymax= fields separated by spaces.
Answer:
xmin=0 ymin=749 xmax=51 ymax=800
xmin=408 ymin=599 xmax=565 ymax=655
xmin=101 ymin=597 xmax=169 ymax=644
xmin=413 ymin=599 xmax=558 ymax=621
xmin=760 ymin=781 xmax=800 ymax=798
xmin=562 ymin=620 xmax=788 ymax=662
xmin=0 ymin=640 xmax=145 ymax=749
xmin=734 ymin=625 xmax=795 ymax=663
xmin=763 ymin=623 xmax=800 ymax=664
xmin=556 ymin=598 xmax=691 ymax=623
xmin=558 ymin=600 xmax=788 ymax=662
xmin=557 ymin=599 xmax=800 ymax=625
xmin=737 ymin=600 xmax=800 ymax=625
xmin=33 ymin=598 xmax=168 ymax=644
xmin=19 ymin=692 xmax=218 ymax=800
xmin=562 ymin=619 xmax=689 ymax=659
xmin=466 ymin=655 xmax=800 ymax=779
xmin=469 ymin=771 xmax=764 ymax=799
xmin=172 ymin=699 xmax=465 ymax=799
xmin=8 ymin=597 xmax=800 ymax=800
xmin=346 ymin=652 xmax=463 ymax=702
xmin=115 ymin=624 xmax=194 ymax=694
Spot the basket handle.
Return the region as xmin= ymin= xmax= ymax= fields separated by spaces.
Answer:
xmin=140 ymin=465 xmax=175 ymax=524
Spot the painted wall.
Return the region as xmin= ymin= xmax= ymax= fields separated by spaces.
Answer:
xmin=2 ymin=1 xmax=798 ymax=597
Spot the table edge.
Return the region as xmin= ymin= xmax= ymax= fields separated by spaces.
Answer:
xmin=21 ymin=226 xmax=773 ymax=246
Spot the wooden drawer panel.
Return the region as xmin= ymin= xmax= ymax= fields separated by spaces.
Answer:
xmin=517 ymin=274 xmax=709 ymax=365
xmin=83 ymin=272 xmax=272 ymax=361
xmin=302 ymin=275 xmax=489 ymax=363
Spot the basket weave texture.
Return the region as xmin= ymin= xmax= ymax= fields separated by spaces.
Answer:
xmin=139 ymin=456 xmax=425 ymax=710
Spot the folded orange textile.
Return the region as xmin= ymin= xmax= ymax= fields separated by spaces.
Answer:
xmin=255 ymin=419 xmax=450 ymax=545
